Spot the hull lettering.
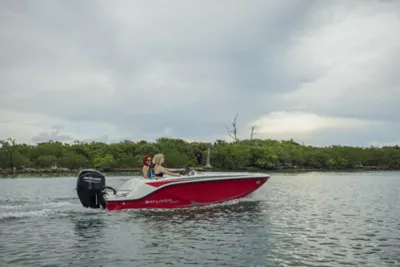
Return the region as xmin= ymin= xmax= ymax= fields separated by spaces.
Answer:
xmin=145 ymin=199 xmax=173 ymax=204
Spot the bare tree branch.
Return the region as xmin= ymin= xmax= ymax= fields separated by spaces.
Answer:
xmin=250 ymin=125 xmax=256 ymax=140
xmin=225 ymin=113 xmax=239 ymax=141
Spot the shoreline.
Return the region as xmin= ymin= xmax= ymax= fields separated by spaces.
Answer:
xmin=1 ymin=166 xmax=399 ymax=176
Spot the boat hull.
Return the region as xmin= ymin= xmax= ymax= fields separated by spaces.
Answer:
xmin=106 ymin=176 xmax=269 ymax=211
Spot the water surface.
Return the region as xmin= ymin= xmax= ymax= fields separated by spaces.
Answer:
xmin=1 ymin=171 xmax=399 ymax=266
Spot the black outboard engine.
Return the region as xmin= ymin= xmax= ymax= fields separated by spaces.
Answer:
xmin=76 ymin=169 xmax=109 ymax=209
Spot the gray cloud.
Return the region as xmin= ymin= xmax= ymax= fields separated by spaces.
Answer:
xmin=31 ymin=125 xmax=75 ymax=143
xmin=0 ymin=0 xmax=399 ymax=146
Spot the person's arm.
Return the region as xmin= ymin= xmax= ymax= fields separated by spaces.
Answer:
xmin=165 ymin=167 xmax=184 ymax=172
xmin=143 ymin=165 xmax=150 ymax=179
xmin=160 ymin=166 xmax=180 ymax=177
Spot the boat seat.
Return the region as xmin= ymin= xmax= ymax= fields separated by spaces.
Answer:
xmin=116 ymin=179 xmax=140 ymax=197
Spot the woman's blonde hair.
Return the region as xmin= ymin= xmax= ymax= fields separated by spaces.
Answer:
xmin=152 ymin=154 xmax=164 ymax=165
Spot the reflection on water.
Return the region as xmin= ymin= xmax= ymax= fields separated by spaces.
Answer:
xmin=128 ymin=202 xmax=266 ymax=253
xmin=107 ymin=201 xmax=272 ymax=266
xmin=69 ymin=214 xmax=108 ymax=265
xmin=0 ymin=172 xmax=400 ymax=267
xmin=72 ymin=215 xmax=106 ymax=240
xmin=131 ymin=201 xmax=263 ymax=223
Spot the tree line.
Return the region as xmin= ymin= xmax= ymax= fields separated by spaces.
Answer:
xmin=0 ymin=137 xmax=399 ymax=172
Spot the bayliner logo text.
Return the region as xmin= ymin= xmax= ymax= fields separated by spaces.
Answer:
xmin=145 ymin=199 xmax=172 ymax=204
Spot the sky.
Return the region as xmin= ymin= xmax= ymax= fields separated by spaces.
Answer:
xmin=0 ymin=0 xmax=399 ymax=147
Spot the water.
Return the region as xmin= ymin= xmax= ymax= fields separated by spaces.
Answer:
xmin=1 ymin=172 xmax=400 ymax=267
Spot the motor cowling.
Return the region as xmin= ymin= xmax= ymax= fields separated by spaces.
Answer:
xmin=76 ymin=169 xmax=107 ymax=209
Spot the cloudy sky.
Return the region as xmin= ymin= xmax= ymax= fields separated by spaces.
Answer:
xmin=1 ymin=0 xmax=399 ymax=147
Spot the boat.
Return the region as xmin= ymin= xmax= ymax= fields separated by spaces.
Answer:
xmin=75 ymin=168 xmax=270 ymax=211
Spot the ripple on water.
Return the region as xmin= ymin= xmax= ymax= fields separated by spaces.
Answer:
xmin=1 ymin=173 xmax=400 ymax=266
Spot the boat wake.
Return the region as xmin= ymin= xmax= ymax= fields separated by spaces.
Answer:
xmin=0 ymin=199 xmax=104 ymax=221
xmin=0 ymin=170 xmax=270 ymax=221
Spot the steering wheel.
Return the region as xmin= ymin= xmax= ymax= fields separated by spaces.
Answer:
xmin=101 ymin=186 xmax=117 ymax=195
xmin=181 ymin=166 xmax=196 ymax=176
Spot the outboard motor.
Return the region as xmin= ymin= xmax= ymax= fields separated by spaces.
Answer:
xmin=76 ymin=169 xmax=109 ymax=209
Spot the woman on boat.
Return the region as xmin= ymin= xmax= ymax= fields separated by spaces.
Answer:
xmin=142 ymin=155 xmax=153 ymax=179
xmin=152 ymin=153 xmax=181 ymax=179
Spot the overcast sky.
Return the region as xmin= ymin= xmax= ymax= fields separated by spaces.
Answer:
xmin=1 ymin=0 xmax=399 ymax=147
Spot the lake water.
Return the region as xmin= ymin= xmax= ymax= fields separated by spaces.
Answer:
xmin=1 ymin=171 xmax=399 ymax=267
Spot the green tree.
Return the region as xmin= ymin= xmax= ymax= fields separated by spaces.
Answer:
xmin=0 ymin=137 xmax=399 ymax=172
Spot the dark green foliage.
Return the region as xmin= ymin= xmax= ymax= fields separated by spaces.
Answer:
xmin=0 ymin=137 xmax=399 ymax=170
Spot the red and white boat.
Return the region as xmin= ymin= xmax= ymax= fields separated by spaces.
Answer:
xmin=76 ymin=168 xmax=270 ymax=211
